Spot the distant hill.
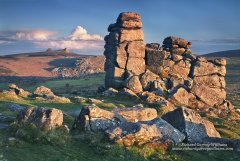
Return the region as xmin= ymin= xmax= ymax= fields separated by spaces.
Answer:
xmin=2 ymin=48 xmax=80 ymax=58
xmin=0 ymin=49 xmax=104 ymax=79
xmin=203 ymin=49 xmax=240 ymax=57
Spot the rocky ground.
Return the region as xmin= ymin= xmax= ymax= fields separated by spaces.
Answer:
xmin=0 ymin=68 xmax=239 ymax=161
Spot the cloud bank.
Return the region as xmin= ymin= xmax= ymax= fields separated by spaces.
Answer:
xmin=0 ymin=26 xmax=104 ymax=55
xmin=11 ymin=29 xmax=56 ymax=41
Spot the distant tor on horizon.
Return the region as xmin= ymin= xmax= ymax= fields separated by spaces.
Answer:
xmin=203 ymin=49 xmax=240 ymax=57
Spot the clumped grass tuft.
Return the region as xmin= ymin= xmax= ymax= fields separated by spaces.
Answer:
xmin=8 ymin=122 xmax=71 ymax=145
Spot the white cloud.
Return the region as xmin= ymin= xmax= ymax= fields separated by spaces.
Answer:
xmin=35 ymin=26 xmax=104 ymax=50
xmin=68 ymin=26 xmax=103 ymax=41
xmin=10 ymin=29 xmax=56 ymax=41
xmin=35 ymin=40 xmax=104 ymax=50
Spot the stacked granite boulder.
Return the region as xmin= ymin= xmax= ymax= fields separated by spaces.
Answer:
xmin=146 ymin=37 xmax=193 ymax=79
xmin=145 ymin=37 xmax=227 ymax=109
xmin=104 ymin=12 xmax=145 ymax=92
xmin=104 ymin=12 xmax=230 ymax=111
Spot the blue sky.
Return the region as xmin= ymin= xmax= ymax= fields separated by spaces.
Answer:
xmin=0 ymin=0 xmax=240 ymax=55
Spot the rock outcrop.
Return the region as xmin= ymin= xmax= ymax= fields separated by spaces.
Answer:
xmin=34 ymin=86 xmax=55 ymax=97
xmin=145 ymin=38 xmax=227 ymax=109
xmin=106 ymin=118 xmax=185 ymax=146
xmin=73 ymin=105 xmax=158 ymax=131
xmin=104 ymin=12 xmax=145 ymax=90
xmin=17 ymin=107 xmax=63 ymax=131
xmin=73 ymin=105 xmax=185 ymax=145
xmin=52 ymin=56 xmax=105 ymax=78
xmin=33 ymin=86 xmax=71 ymax=103
xmin=8 ymin=84 xmax=30 ymax=97
xmin=104 ymin=12 xmax=229 ymax=111
xmin=162 ymin=107 xmax=221 ymax=143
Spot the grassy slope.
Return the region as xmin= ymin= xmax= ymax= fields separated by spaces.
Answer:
xmin=225 ymin=58 xmax=240 ymax=108
xmin=0 ymin=65 xmax=240 ymax=160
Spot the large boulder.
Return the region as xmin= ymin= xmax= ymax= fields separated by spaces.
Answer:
xmin=168 ymin=76 xmax=185 ymax=89
xmin=104 ymin=42 xmax=127 ymax=57
xmin=33 ymin=86 xmax=71 ymax=103
xmin=74 ymin=105 xmax=158 ymax=131
xmin=17 ymin=107 xmax=63 ymax=131
xmin=171 ymin=60 xmax=191 ymax=79
xmin=193 ymin=60 xmax=226 ymax=77
xmin=193 ymin=75 xmax=225 ymax=88
xmin=34 ymin=86 xmax=54 ymax=97
xmin=211 ymin=58 xmax=227 ymax=66
xmin=119 ymin=88 xmax=139 ymax=99
xmin=140 ymin=69 xmax=160 ymax=90
xmin=116 ymin=20 xmax=142 ymax=29
xmin=125 ymin=76 xmax=143 ymax=93
xmin=191 ymin=85 xmax=226 ymax=106
xmin=115 ymin=29 xmax=144 ymax=43
xmin=162 ymin=107 xmax=221 ymax=143
xmin=106 ymin=117 xmax=185 ymax=146
xmin=140 ymin=91 xmax=170 ymax=107
xmin=74 ymin=105 xmax=116 ymax=131
xmin=163 ymin=36 xmax=190 ymax=48
xmin=127 ymin=41 xmax=145 ymax=58
xmin=113 ymin=107 xmax=158 ymax=122
xmin=168 ymin=87 xmax=196 ymax=107
xmin=8 ymin=84 xmax=29 ymax=97
xmin=146 ymin=43 xmax=160 ymax=50
xmin=126 ymin=57 xmax=145 ymax=75
xmin=117 ymin=12 xmax=141 ymax=22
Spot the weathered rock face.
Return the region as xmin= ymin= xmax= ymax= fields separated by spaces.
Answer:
xmin=168 ymin=87 xmax=196 ymax=107
xmin=74 ymin=105 xmax=185 ymax=146
xmin=104 ymin=12 xmax=230 ymax=112
xmin=7 ymin=84 xmax=29 ymax=97
xmin=34 ymin=86 xmax=54 ymax=97
xmin=33 ymin=86 xmax=71 ymax=103
xmin=17 ymin=107 xmax=63 ymax=131
xmin=145 ymin=37 xmax=228 ymax=109
xmin=113 ymin=107 xmax=158 ymax=122
xmin=74 ymin=105 xmax=158 ymax=131
xmin=125 ymin=76 xmax=143 ymax=93
xmin=139 ymin=91 xmax=170 ymax=107
xmin=162 ymin=107 xmax=220 ymax=143
xmin=106 ymin=118 xmax=185 ymax=146
xmin=140 ymin=69 xmax=160 ymax=90
xmin=104 ymin=12 xmax=145 ymax=90
xmin=52 ymin=56 xmax=105 ymax=78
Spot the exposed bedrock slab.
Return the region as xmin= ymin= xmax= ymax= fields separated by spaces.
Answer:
xmin=193 ymin=60 xmax=226 ymax=77
xmin=74 ymin=105 xmax=158 ymax=131
xmin=191 ymin=85 xmax=226 ymax=106
xmin=106 ymin=118 xmax=185 ymax=146
xmin=162 ymin=107 xmax=221 ymax=143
